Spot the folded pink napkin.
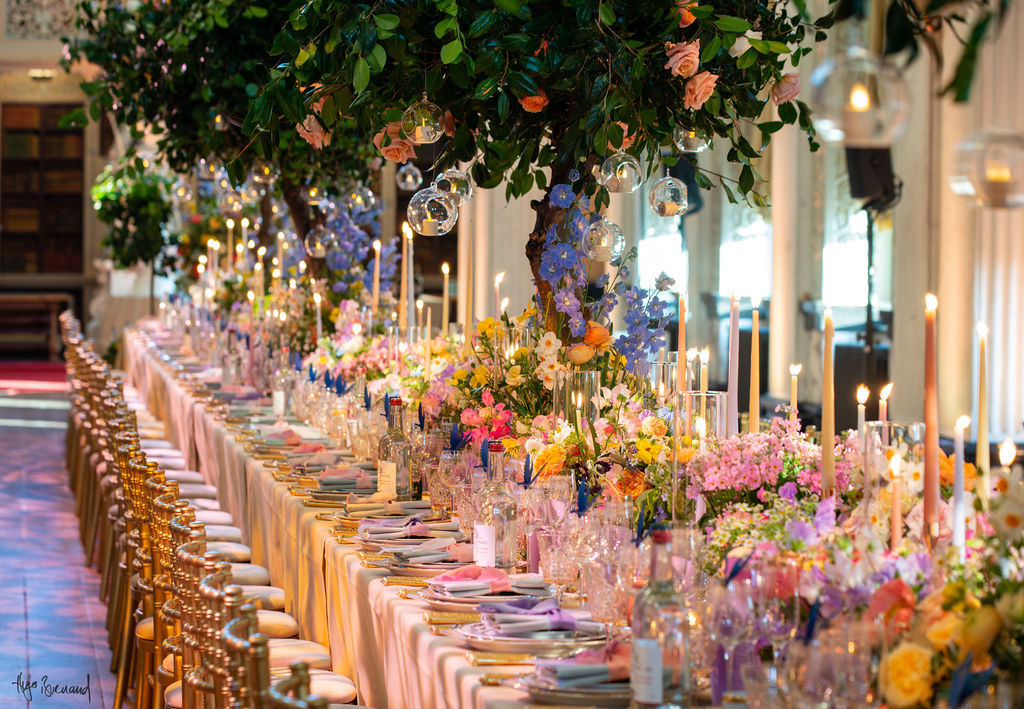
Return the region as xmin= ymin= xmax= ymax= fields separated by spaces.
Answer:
xmin=292 ymin=442 xmax=325 ymax=454
xmin=431 ymin=565 xmax=511 ymax=593
xmin=320 ymin=468 xmax=374 ymax=490
xmin=535 ymin=642 xmax=631 ymax=687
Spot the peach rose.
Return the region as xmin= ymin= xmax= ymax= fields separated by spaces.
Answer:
xmin=443 ymin=110 xmax=456 ymax=138
xmin=519 ymin=90 xmax=549 ymax=113
xmin=675 ymin=0 xmax=697 ymax=28
xmin=372 ymin=120 xmax=417 ymax=163
xmin=583 ymin=321 xmax=613 ymax=352
xmin=771 ymin=73 xmax=801 ymax=105
xmin=683 ymin=71 xmax=718 ymax=111
xmin=297 ymin=97 xmax=332 ymax=150
xmin=606 ymin=122 xmax=636 ymax=151
xmin=567 ymin=343 xmax=595 ymax=365
xmin=664 ymin=40 xmax=700 ymax=79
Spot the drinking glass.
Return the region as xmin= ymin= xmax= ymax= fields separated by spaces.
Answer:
xmin=451 ymin=451 xmax=479 ymax=535
xmin=705 ymin=581 xmax=755 ymax=688
xmin=782 ymin=629 xmax=843 ymax=709
xmin=537 ymin=528 xmax=577 ymax=604
xmin=412 ymin=430 xmax=444 ymax=503
xmin=581 ymin=560 xmax=630 ymax=641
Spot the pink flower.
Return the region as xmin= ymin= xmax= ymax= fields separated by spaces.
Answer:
xmin=683 ymin=71 xmax=718 ymax=111
xmin=297 ymin=97 xmax=332 ymax=150
xmin=608 ymin=122 xmax=636 ymax=151
xmin=868 ymin=578 xmax=916 ymax=641
xmin=771 ymin=73 xmax=801 ymax=105
xmin=664 ymin=40 xmax=700 ymax=79
xmin=675 ymin=0 xmax=697 ymax=28
xmin=372 ymin=121 xmax=417 ymax=163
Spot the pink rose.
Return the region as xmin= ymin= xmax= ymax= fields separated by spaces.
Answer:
xmin=296 ymin=97 xmax=332 ymax=150
xmin=664 ymin=40 xmax=700 ymax=79
xmin=771 ymin=73 xmax=801 ymax=105
xmin=683 ymin=71 xmax=718 ymax=111
xmin=675 ymin=0 xmax=697 ymax=27
xmin=372 ymin=120 xmax=417 ymax=163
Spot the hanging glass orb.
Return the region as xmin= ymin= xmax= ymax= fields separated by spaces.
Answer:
xmin=304 ymin=184 xmax=322 ymax=206
xmin=212 ymin=112 xmax=229 ymax=132
xmin=950 ymin=128 xmax=1024 ymax=208
xmin=583 ymin=217 xmax=625 ymax=263
xmin=344 ymin=184 xmax=376 ymax=214
xmin=171 ymin=178 xmax=192 ymax=204
xmin=401 ymin=94 xmax=445 ymax=145
xmin=396 ymin=162 xmax=423 ymax=191
xmin=433 ymin=169 xmax=473 ymax=206
xmin=648 ymin=176 xmax=688 ymax=217
xmin=251 ymin=158 xmax=275 ymax=185
xmin=672 ymin=125 xmax=707 ymax=153
xmin=599 ymin=151 xmax=643 ymax=193
xmin=406 ymin=186 xmax=458 ymax=236
xmin=197 ymin=158 xmax=220 ymax=179
xmin=809 ymin=48 xmax=909 ymax=147
xmin=217 ymin=189 xmax=243 ymax=216
xmin=303 ymin=224 xmax=337 ymax=258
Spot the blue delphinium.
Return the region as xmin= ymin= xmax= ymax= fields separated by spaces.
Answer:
xmin=549 ymin=183 xmax=576 ymax=208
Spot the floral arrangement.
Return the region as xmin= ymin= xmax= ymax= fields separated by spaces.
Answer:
xmin=91 ymin=161 xmax=175 ymax=272
xmin=322 ymin=202 xmax=399 ymax=305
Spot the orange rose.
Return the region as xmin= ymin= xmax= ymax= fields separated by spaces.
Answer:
xmin=939 ymin=450 xmax=977 ymax=492
xmin=519 ymin=90 xmax=549 ymax=113
xmin=567 ymin=343 xmax=595 ymax=365
xmin=583 ymin=321 xmax=613 ymax=353
xmin=664 ymin=40 xmax=700 ymax=79
xmin=683 ymin=71 xmax=718 ymax=111
xmin=372 ymin=120 xmax=417 ymax=163
xmin=675 ymin=0 xmax=697 ymax=27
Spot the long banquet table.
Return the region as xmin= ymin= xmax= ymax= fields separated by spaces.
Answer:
xmin=124 ymin=322 xmax=530 ymax=709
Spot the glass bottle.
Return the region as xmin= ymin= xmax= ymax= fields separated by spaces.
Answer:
xmin=630 ymin=528 xmax=690 ymax=709
xmin=377 ymin=396 xmax=412 ymax=500
xmin=474 ymin=441 xmax=517 ymax=569
xmin=271 ymin=347 xmax=293 ymax=422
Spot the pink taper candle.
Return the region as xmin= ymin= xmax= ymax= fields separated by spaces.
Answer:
xmin=923 ymin=293 xmax=939 ymax=548
xmin=727 ymin=296 xmax=739 ymax=436
xmin=821 ymin=310 xmax=835 ymax=496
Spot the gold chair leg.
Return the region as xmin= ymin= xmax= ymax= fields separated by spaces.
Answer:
xmin=112 ymin=597 xmax=135 ymax=709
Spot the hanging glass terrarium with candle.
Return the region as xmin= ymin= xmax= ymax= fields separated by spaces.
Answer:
xmin=407 ymin=186 xmax=458 ymax=236
xmin=599 ymin=151 xmax=643 ymax=193
xmin=950 ymin=128 xmax=1024 ymax=208
xmin=401 ymin=93 xmax=445 ymax=145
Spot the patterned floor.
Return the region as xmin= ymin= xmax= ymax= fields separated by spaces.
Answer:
xmin=0 ymin=377 xmax=118 ymax=708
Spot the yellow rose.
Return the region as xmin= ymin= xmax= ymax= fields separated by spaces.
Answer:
xmin=882 ymin=642 xmax=933 ymax=709
xmin=961 ymin=606 xmax=1003 ymax=658
xmin=925 ymin=612 xmax=963 ymax=650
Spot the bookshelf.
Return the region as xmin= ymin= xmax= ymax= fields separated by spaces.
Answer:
xmin=1 ymin=102 xmax=84 ymax=274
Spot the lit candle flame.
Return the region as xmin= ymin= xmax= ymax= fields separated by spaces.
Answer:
xmin=955 ymin=415 xmax=972 ymax=432
xmin=441 ymin=262 xmax=450 ymax=275
xmin=890 ymin=455 xmax=901 ymax=479
xmin=209 ymin=239 xmax=219 ymax=250
xmin=686 ymin=347 xmax=699 ymax=362
xmin=235 ymin=243 xmax=243 ymax=254
xmin=751 ymin=294 xmax=762 ymax=309
xmin=856 ymin=385 xmax=869 ymax=405
xmin=789 ymin=363 xmax=802 ymax=377
xmin=198 ymin=254 xmax=208 ymax=265
xmin=925 ymin=293 xmax=938 ymax=312
xmin=699 ymin=347 xmax=710 ymax=364
xmin=984 ymin=161 xmax=1012 ymax=183
xmin=241 ymin=217 xmax=250 ymax=228
xmin=416 ymin=299 xmax=424 ymax=312
xmin=880 ymin=382 xmax=894 ymax=401
xmin=849 ymin=83 xmax=870 ymax=112
xmin=197 ymin=263 xmax=205 ymax=274
xmin=695 ymin=417 xmax=707 ymax=438
xmin=226 ymin=218 xmax=235 ymax=229
xmin=246 ymin=290 xmax=255 ymax=303
xmin=977 ymin=321 xmax=988 ymax=339
xmin=279 ymin=310 xmax=287 ymax=322
xmin=999 ymin=439 xmax=1017 ymax=467
xmin=402 ymin=221 xmax=413 ymax=240
xmin=500 ymin=297 xmax=509 ymax=312
xmin=253 ymin=262 xmax=262 ymax=272
xmin=494 ymin=272 xmax=506 ymax=287
xmin=257 ymin=245 xmax=266 ymax=257
xmin=246 ymin=239 xmax=255 ymax=249
xmin=373 ymin=239 xmax=381 ymax=252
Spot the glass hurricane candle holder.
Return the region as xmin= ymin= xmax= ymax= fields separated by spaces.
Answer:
xmin=863 ymin=421 xmax=925 ymax=549
xmin=551 ymin=370 xmax=600 ymax=429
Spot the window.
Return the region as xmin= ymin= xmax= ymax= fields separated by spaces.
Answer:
xmin=718 ymin=211 xmax=772 ymax=299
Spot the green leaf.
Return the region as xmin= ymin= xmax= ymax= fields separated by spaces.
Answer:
xmin=367 ymin=43 xmax=387 ymax=72
xmin=474 ymin=77 xmax=499 ymax=100
xmin=440 ymin=39 xmax=462 ymax=64
xmin=353 ymin=56 xmax=370 ymax=93
xmin=701 ymin=35 xmax=722 ymax=62
xmin=778 ymin=100 xmax=797 ymax=123
xmin=373 ymin=13 xmax=400 ymax=31
xmin=494 ymin=0 xmax=528 ymax=19
xmin=468 ymin=11 xmax=499 ymax=37
xmin=295 ymin=47 xmax=309 ymax=66
xmin=714 ymin=16 xmax=751 ymax=33
xmin=737 ymin=48 xmax=758 ymax=69
xmin=738 ymin=165 xmax=754 ymax=194
xmin=248 ymin=6 xmax=268 ymax=18
xmin=435 ymin=16 xmax=457 ymax=38
xmin=497 ymin=91 xmax=509 ymax=122
xmin=506 ymin=71 xmax=540 ymax=98
xmin=598 ymin=2 xmax=615 ymax=24
xmin=245 ymin=82 xmax=258 ymax=98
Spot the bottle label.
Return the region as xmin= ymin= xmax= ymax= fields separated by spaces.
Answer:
xmin=378 ymin=461 xmax=397 ymax=498
xmin=631 ymin=638 xmax=663 ymax=704
xmin=473 ymin=524 xmax=496 ymax=567
xmin=272 ymin=390 xmax=285 ymax=417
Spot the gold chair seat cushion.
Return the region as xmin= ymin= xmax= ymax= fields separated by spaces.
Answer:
xmin=268 ymin=668 xmax=357 ymax=704
xmin=252 ymin=610 xmax=301 ymax=639
xmin=177 ymin=483 xmax=218 ymax=500
xmin=264 ymin=638 xmax=332 ymax=670
xmin=143 ymin=447 xmax=183 ymax=459
xmin=164 ymin=680 xmax=184 ymax=709
xmin=163 ymin=469 xmax=205 ymax=484
xmin=204 ymin=541 xmax=249 ymax=562
xmin=136 ymin=616 xmax=156 ymax=641
xmin=227 ymin=563 xmax=271 ymax=586
xmin=193 ymin=509 xmax=233 ymax=526
xmin=186 ymin=497 xmax=221 ymax=511
xmin=237 ymin=585 xmax=286 ymax=610
xmin=205 ymin=525 xmax=243 ymax=543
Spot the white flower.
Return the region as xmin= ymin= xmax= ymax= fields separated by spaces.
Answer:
xmin=505 ymin=365 xmax=525 ymax=387
xmin=728 ymin=31 xmax=762 ymax=58
xmin=535 ymin=331 xmax=562 ymax=358
xmin=991 ymin=496 xmax=1024 ymax=542
xmin=552 ymin=420 xmax=574 ymax=445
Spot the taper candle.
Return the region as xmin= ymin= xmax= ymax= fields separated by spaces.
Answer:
xmin=953 ymin=415 xmax=971 ymax=562
xmin=923 ymin=293 xmax=939 ymax=545
xmin=749 ymin=296 xmax=761 ymax=433
xmin=976 ymin=322 xmax=990 ymax=504
xmin=226 ymin=218 xmax=235 ymax=270
xmin=371 ymin=240 xmax=381 ymax=314
xmin=399 ymin=224 xmax=409 ymax=328
xmin=789 ymin=364 xmax=801 ymax=422
xmin=676 ymin=294 xmax=686 ymax=392
xmin=494 ymin=272 xmax=505 ymax=320
xmin=313 ymin=290 xmax=323 ymax=343
xmin=441 ymin=262 xmax=450 ymax=336
xmin=821 ymin=309 xmax=835 ymax=495
xmin=856 ymin=385 xmax=869 ymax=438
xmin=416 ymin=298 xmax=424 ymax=331
xmin=727 ymin=295 xmax=739 ymax=436
xmin=463 ymin=236 xmax=474 ymax=357
xmin=891 ymin=455 xmax=902 ymax=551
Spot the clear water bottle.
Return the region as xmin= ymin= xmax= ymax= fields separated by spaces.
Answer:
xmin=630 ymin=528 xmax=690 ymax=709
xmin=474 ymin=441 xmax=517 ymax=569
xmin=377 ymin=396 xmax=412 ymax=500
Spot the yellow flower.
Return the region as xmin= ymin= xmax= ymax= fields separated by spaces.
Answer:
xmin=636 ymin=439 xmax=663 ymax=465
xmin=925 ymin=612 xmax=963 ymax=650
xmin=469 ymin=365 xmax=490 ymax=388
xmin=451 ymin=368 xmax=469 ymax=384
xmin=330 ymin=307 xmax=341 ymax=322
xmin=477 ymin=316 xmax=498 ymax=339
xmin=516 ymin=306 xmax=538 ymax=324
xmin=961 ymin=605 xmax=1003 ymax=658
xmin=535 ymin=444 xmax=567 ymax=480
xmin=881 ymin=642 xmax=933 ymax=709
xmin=567 ymin=343 xmax=595 ymax=365
xmin=513 ymin=347 xmax=529 ymax=360
xmin=505 ymin=365 xmax=525 ymax=387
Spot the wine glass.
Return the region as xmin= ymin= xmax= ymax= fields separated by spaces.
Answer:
xmin=705 ymin=581 xmax=755 ymax=690
xmin=537 ymin=528 xmax=577 ymax=605
xmin=581 ymin=559 xmax=630 ymax=642
xmin=782 ymin=629 xmax=843 ymax=709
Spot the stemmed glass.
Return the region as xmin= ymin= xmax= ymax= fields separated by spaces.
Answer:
xmin=705 ymin=580 xmax=755 ymax=692
xmin=753 ymin=560 xmax=800 ymax=685
xmin=581 ymin=559 xmax=630 ymax=642
xmin=782 ymin=628 xmax=843 ymax=709
xmin=537 ymin=527 xmax=577 ymax=605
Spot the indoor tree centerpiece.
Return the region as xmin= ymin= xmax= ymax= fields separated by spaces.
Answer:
xmin=246 ymin=0 xmax=831 ymax=330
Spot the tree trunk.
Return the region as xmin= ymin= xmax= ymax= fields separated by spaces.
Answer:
xmin=526 ymin=193 xmax=566 ymax=335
